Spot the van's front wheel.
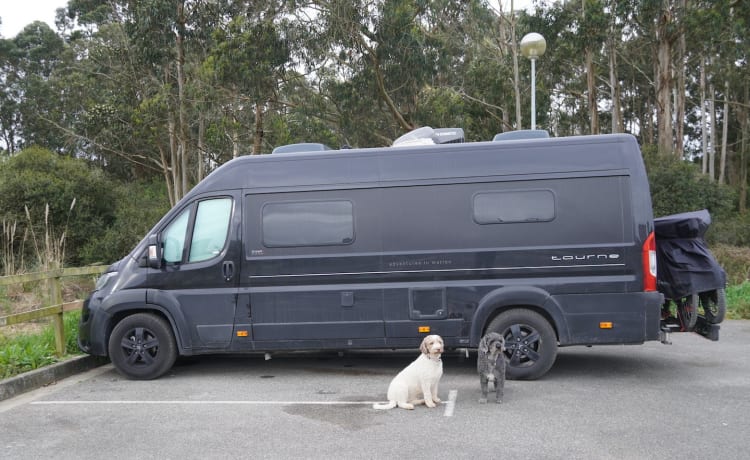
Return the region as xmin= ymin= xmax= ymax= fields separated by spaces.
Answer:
xmin=486 ymin=309 xmax=558 ymax=380
xmin=108 ymin=313 xmax=177 ymax=380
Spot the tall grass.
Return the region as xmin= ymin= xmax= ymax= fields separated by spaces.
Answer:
xmin=0 ymin=311 xmax=82 ymax=379
xmin=726 ymin=282 xmax=750 ymax=319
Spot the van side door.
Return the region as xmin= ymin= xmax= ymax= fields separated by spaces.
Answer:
xmin=147 ymin=192 xmax=241 ymax=351
xmin=234 ymin=189 xmax=385 ymax=348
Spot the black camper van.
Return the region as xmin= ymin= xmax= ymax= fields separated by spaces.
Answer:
xmin=79 ymin=132 xmax=666 ymax=380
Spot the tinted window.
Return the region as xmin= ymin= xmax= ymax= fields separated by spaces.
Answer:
xmin=189 ymin=198 xmax=232 ymax=262
xmin=473 ymin=190 xmax=555 ymax=224
xmin=161 ymin=197 xmax=232 ymax=264
xmin=162 ymin=208 xmax=190 ymax=263
xmin=262 ymin=201 xmax=354 ymax=247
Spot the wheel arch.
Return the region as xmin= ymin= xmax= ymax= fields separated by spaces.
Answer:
xmin=469 ymin=286 xmax=569 ymax=346
xmin=104 ymin=303 xmax=188 ymax=357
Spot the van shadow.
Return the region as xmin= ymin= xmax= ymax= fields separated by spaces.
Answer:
xmin=542 ymin=347 xmax=687 ymax=382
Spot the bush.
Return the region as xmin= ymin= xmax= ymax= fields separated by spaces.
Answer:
xmin=711 ymin=244 xmax=750 ymax=285
xmin=642 ymin=147 xmax=735 ymax=221
xmin=79 ymin=179 xmax=170 ymax=264
xmin=0 ymin=147 xmax=117 ymax=269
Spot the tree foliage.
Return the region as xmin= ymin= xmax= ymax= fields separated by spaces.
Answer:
xmin=1 ymin=0 xmax=749 ymax=265
xmin=0 ymin=147 xmax=117 ymax=269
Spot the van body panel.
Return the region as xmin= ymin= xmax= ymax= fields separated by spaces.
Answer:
xmin=79 ymin=133 xmax=666 ymax=379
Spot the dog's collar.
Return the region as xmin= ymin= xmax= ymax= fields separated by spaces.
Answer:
xmin=426 ymin=354 xmax=442 ymax=362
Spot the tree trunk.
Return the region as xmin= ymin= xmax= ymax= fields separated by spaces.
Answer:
xmin=159 ymin=144 xmax=175 ymax=207
xmin=655 ymin=1 xmax=674 ymax=155
xmin=674 ymin=0 xmax=687 ymax=157
xmin=168 ymin=112 xmax=180 ymax=204
xmin=709 ymin=82 xmax=716 ymax=181
xmin=175 ymin=1 xmax=189 ymax=199
xmin=510 ymin=1 xmax=522 ymax=129
xmin=701 ymin=58 xmax=708 ymax=175
xmin=232 ymin=118 xmax=240 ymax=158
xmin=741 ymin=82 xmax=749 ymax=213
xmin=719 ymin=80 xmax=729 ymax=184
xmin=608 ymin=35 xmax=622 ymax=133
xmin=585 ymin=49 xmax=599 ymax=134
xmin=197 ymin=113 xmax=205 ymax=182
xmin=253 ymin=101 xmax=264 ymax=155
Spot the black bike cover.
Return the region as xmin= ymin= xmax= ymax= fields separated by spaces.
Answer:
xmin=654 ymin=209 xmax=726 ymax=299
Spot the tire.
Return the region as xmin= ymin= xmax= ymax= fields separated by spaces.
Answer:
xmin=677 ymin=295 xmax=699 ymax=332
xmin=108 ymin=313 xmax=177 ymax=380
xmin=699 ymin=288 xmax=726 ymax=324
xmin=486 ymin=309 xmax=558 ymax=380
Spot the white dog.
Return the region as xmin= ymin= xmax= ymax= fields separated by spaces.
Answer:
xmin=373 ymin=334 xmax=444 ymax=410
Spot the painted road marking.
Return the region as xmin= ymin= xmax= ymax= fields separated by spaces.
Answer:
xmin=31 ymin=400 xmax=382 ymax=406
xmin=443 ymin=389 xmax=458 ymax=417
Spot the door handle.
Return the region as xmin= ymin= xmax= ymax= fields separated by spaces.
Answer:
xmin=222 ymin=261 xmax=234 ymax=282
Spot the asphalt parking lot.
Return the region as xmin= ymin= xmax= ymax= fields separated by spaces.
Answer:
xmin=1 ymin=320 xmax=749 ymax=460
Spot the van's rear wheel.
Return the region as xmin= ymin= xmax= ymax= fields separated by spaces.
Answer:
xmin=108 ymin=313 xmax=177 ymax=380
xmin=486 ymin=309 xmax=558 ymax=380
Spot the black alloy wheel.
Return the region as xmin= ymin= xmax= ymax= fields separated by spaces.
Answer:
xmin=108 ymin=313 xmax=177 ymax=380
xmin=486 ymin=308 xmax=558 ymax=380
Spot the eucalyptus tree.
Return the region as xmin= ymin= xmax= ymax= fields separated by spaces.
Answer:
xmin=0 ymin=22 xmax=65 ymax=153
xmin=0 ymin=36 xmax=20 ymax=153
xmin=206 ymin=0 xmax=292 ymax=155
xmin=298 ymin=0 xmax=475 ymax=144
xmin=65 ymin=0 xmax=228 ymax=204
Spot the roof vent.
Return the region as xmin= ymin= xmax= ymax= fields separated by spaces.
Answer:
xmin=272 ymin=143 xmax=332 ymax=154
xmin=392 ymin=127 xmax=465 ymax=147
xmin=492 ymin=130 xmax=549 ymax=141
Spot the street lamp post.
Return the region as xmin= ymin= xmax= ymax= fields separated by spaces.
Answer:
xmin=520 ymin=33 xmax=546 ymax=130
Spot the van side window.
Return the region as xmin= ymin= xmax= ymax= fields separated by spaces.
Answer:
xmin=162 ymin=208 xmax=190 ymax=263
xmin=262 ymin=200 xmax=354 ymax=247
xmin=189 ymin=198 xmax=232 ymax=262
xmin=162 ymin=197 xmax=232 ymax=264
xmin=473 ymin=190 xmax=555 ymax=224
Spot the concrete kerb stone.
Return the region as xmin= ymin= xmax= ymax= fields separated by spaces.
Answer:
xmin=0 ymin=355 xmax=109 ymax=401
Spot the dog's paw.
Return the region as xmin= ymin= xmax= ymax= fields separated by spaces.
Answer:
xmin=425 ymin=401 xmax=437 ymax=408
xmin=479 ymin=397 xmax=488 ymax=404
xmin=432 ymin=397 xmax=442 ymax=404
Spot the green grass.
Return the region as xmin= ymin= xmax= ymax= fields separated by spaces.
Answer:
xmin=726 ymin=282 xmax=750 ymax=319
xmin=0 ymin=311 xmax=82 ymax=379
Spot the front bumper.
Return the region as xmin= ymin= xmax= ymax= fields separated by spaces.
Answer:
xmin=77 ymin=295 xmax=111 ymax=356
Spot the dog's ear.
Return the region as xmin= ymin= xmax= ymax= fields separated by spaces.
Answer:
xmin=420 ymin=336 xmax=429 ymax=354
xmin=479 ymin=336 xmax=488 ymax=354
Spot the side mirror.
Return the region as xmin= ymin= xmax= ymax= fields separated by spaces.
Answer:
xmin=147 ymin=234 xmax=162 ymax=269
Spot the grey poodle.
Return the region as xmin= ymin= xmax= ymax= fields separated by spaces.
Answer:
xmin=477 ymin=332 xmax=506 ymax=404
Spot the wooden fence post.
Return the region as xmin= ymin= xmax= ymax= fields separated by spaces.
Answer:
xmin=49 ymin=273 xmax=65 ymax=357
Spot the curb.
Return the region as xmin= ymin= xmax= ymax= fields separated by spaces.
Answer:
xmin=0 ymin=355 xmax=109 ymax=402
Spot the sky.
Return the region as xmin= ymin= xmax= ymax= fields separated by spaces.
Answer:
xmin=0 ymin=0 xmax=67 ymax=38
xmin=0 ymin=1 xmax=536 ymax=39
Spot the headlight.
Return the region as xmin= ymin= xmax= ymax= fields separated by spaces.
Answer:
xmin=95 ymin=272 xmax=118 ymax=291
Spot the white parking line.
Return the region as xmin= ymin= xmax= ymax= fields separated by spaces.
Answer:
xmin=443 ymin=389 xmax=458 ymax=417
xmin=31 ymin=400 xmax=381 ymax=406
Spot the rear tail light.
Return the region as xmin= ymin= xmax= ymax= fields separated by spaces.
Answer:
xmin=642 ymin=231 xmax=657 ymax=291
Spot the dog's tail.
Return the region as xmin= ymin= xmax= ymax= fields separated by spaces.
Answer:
xmin=372 ymin=400 xmax=397 ymax=410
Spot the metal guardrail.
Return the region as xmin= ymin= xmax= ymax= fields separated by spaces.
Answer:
xmin=0 ymin=266 xmax=108 ymax=356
